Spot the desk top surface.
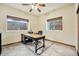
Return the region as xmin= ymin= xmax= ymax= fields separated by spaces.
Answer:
xmin=26 ymin=34 xmax=45 ymax=38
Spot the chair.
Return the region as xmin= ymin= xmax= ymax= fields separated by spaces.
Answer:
xmin=36 ymin=31 xmax=43 ymax=44
xmin=37 ymin=31 xmax=43 ymax=35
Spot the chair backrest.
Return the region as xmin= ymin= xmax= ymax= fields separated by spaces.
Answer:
xmin=38 ymin=31 xmax=42 ymax=35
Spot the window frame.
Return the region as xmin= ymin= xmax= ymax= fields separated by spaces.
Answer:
xmin=6 ymin=16 xmax=30 ymax=32
xmin=46 ymin=16 xmax=63 ymax=31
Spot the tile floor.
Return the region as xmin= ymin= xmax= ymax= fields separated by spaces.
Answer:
xmin=1 ymin=40 xmax=78 ymax=56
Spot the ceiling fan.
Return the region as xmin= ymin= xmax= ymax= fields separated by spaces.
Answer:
xmin=22 ymin=3 xmax=46 ymax=12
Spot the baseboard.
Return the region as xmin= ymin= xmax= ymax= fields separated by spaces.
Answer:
xmin=45 ymin=39 xmax=75 ymax=47
xmin=2 ymin=41 xmax=21 ymax=46
xmin=2 ymin=39 xmax=75 ymax=48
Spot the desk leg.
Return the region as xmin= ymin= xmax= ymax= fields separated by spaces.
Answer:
xmin=21 ymin=34 xmax=24 ymax=42
xmin=43 ymin=38 xmax=45 ymax=48
xmin=35 ymin=40 xmax=38 ymax=53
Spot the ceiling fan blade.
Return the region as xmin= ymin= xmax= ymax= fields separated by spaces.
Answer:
xmin=39 ymin=4 xmax=46 ymax=7
xmin=22 ymin=4 xmax=30 ymax=6
xmin=37 ymin=8 xmax=41 ymax=12
xmin=29 ymin=9 xmax=32 ymax=12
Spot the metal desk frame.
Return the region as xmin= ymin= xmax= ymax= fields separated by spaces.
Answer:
xmin=21 ymin=34 xmax=45 ymax=54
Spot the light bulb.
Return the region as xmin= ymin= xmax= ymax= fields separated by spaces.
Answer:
xmin=35 ymin=6 xmax=37 ymax=10
xmin=32 ymin=5 xmax=34 ymax=9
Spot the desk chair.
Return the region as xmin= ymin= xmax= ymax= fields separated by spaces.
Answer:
xmin=35 ymin=31 xmax=43 ymax=35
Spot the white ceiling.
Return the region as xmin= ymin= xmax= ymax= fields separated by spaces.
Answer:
xmin=4 ymin=3 xmax=69 ymax=15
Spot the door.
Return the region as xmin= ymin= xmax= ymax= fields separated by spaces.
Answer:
xmin=0 ymin=33 xmax=1 ymax=54
xmin=77 ymin=4 xmax=79 ymax=55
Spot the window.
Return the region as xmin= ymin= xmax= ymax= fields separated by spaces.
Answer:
xmin=46 ymin=17 xmax=63 ymax=30
xmin=7 ymin=16 xmax=29 ymax=30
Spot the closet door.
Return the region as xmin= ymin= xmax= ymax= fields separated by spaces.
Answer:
xmin=0 ymin=33 xmax=1 ymax=54
xmin=77 ymin=4 xmax=79 ymax=56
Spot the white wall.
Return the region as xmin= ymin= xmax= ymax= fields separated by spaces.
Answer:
xmin=0 ymin=4 xmax=77 ymax=47
xmin=75 ymin=3 xmax=79 ymax=52
xmin=0 ymin=4 xmax=38 ymax=45
xmin=38 ymin=4 xmax=76 ymax=46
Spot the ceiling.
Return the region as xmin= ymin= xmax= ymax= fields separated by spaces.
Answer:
xmin=4 ymin=3 xmax=69 ymax=15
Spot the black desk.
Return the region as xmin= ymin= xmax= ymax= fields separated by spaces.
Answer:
xmin=21 ymin=34 xmax=45 ymax=54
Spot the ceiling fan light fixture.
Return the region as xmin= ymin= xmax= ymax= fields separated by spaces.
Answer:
xmin=23 ymin=3 xmax=46 ymax=12
xmin=32 ymin=5 xmax=37 ymax=10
